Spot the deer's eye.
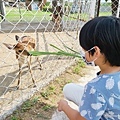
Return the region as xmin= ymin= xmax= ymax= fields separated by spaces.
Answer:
xmin=18 ymin=50 xmax=23 ymax=53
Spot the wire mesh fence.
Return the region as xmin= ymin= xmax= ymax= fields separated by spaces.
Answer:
xmin=0 ymin=0 xmax=120 ymax=119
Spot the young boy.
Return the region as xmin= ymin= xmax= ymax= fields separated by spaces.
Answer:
xmin=57 ymin=16 xmax=120 ymax=120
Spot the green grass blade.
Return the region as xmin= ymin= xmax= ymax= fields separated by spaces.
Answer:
xmin=29 ymin=51 xmax=82 ymax=58
xmin=50 ymin=44 xmax=64 ymax=52
xmin=29 ymin=51 xmax=62 ymax=56
xmin=58 ymin=51 xmax=81 ymax=58
xmin=50 ymin=44 xmax=80 ymax=54
xmin=30 ymin=44 xmax=82 ymax=59
xmin=64 ymin=45 xmax=80 ymax=54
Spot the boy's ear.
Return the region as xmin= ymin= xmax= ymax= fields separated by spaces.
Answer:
xmin=94 ymin=46 xmax=101 ymax=57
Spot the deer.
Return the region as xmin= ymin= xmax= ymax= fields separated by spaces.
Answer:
xmin=50 ymin=0 xmax=63 ymax=31
xmin=3 ymin=35 xmax=42 ymax=89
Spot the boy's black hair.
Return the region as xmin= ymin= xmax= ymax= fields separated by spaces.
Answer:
xmin=79 ymin=16 xmax=120 ymax=66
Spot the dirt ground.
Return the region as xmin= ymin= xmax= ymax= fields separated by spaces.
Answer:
xmin=0 ymin=31 xmax=81 ymax=120
xmin=5 ymin=61 xmax=99 ymax=120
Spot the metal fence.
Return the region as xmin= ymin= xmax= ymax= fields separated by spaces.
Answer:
xmin=0 ymin=0 xmax=119 ymax=119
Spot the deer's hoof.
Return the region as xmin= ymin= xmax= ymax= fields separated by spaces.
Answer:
xmin=39 ymin=67 xmax=42 ymax=70
xmin=16 ymin=86 xmax=19 ymax=90
xmin=33 ymin=85 xmax=37 ymax=88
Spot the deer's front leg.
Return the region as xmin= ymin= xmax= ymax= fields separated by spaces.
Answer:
xmin=36 ymin=57 xmax=42 ymax=70
xmin=17 ymin=63 xmax=22 ymax=89
xmin=27 ymin=56 xmax=36 ymax=87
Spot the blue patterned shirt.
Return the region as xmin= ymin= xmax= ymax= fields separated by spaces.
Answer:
xmin=79 ymin=71 xmax=120 ymax=120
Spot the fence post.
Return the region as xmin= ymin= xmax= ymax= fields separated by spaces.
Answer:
xmin=36 ymin=31 xmax=39 ymax=51
xmin=62 ymin=0 xmax=65 ymax=29
xmin=116 ymin=0 xmax=120 ymax=17
xmin=89 ymin=0 xmax=96 ymax=19
xmin=96 ymin=0 xmax=101 ymax=17
xmin=0 ymin=0 xmax=6 ymax=21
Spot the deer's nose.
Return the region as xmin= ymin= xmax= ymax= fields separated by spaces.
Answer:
xmin=28 ymin=52 xmax=31 ymax=56
xmin=28 ymin=52 xmax=32 ymax=56
xmin=24 ymin=50 xmax=31 ymax=56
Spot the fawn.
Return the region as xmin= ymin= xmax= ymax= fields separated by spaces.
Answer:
xmin=3 ymin=35 xmax=42 ymax=89
xmin=50 ymin=0 xmax=63 ymax=30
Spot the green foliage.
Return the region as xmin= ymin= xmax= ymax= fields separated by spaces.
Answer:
xmin=40 ymin=91 xmax=50 ymax=99
xmin=40 ymin=85 xmax=56 ymax=100
xmin=20 ymin=97 xmax=39 ymax=112
xmin=42 ymin=104 xmax=53 ymax=111
xmin=10 ymin=116 xmax=18 ymax=120
xmin=45 ymin=2 xmax=51 ymax=6
xmin=42 ymin=6 xmax=51 ymax=12
xmin=72 ymin=60 xmax=85 ymax=74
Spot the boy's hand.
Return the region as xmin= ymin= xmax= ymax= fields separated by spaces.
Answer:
xmin=57 ymin=99 xmax=68 ymax=111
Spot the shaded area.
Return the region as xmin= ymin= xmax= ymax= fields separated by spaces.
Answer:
xmin=0 ymin=20 xmax=83 ymax=33
xmin=6 ymin=101 xmax=57 ymax=120
xmin=0 ymin=56 xmax=74 ymax=97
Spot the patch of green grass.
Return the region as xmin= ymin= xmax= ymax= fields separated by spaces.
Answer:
xmin=40 ymin=85 xmax=56 ymax=100
xmin=37 ymin=113 xmax=50 ymax=119
xmin=42 ymin=104 xmax=53 ymax=111
xmin=99 ymin=12 xmax=112 ymax=16
xmin=10 ymin=116 xmax=19 ymax=120
xmin=3 ymin=6 xmax=83 ymax=22
xmin=72 ymin=60 xmax=86 ymax=74
xmin=3 ymin=7 xmax=51 ymax=22
xmin=40 ymin=91 xmax=50 ymax=99
xmin=21 ymin=97 xmax=39 ymax=112
xmin=2 ymin=4 xmax=113 ymax=23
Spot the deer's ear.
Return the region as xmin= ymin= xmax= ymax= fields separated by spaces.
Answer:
xmin=29 ymin=42 xmax=35 ymax=49
xmin=3 ymin=43 xmax=14 ymax=50
xmin=15 ymin=35 xmax=19 ymax=41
